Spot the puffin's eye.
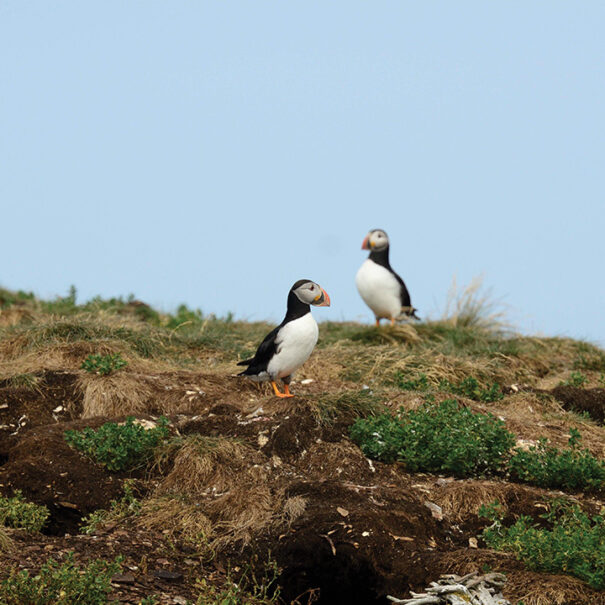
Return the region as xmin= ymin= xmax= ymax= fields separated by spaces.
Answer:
xmin=310 ymin=285 xmax=315 ymax=291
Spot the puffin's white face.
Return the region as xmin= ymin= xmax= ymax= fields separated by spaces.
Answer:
xmin=362 ymin=229 xmax=389 ymax=251
xmin=292 ymin=280 xmax=331 ymax=307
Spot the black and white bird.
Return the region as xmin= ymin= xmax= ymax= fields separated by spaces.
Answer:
xmin=355 ymin=229 xmax=419 ymax=326
xmin=237 ymin=279 xmax=331 ymax=398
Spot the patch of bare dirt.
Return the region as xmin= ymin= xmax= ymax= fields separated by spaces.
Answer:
xmin=551 ymin=385 xmax=605 ymax=424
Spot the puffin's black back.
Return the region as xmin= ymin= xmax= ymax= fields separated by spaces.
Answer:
xmin=237 ymin=281 xmax=312 ymax=376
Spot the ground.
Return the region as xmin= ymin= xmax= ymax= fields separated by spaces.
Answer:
xmin=0 ymin=289 xmax=604 ymax=604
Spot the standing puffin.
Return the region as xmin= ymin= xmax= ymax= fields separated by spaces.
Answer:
xmin=355 ymin=229 xmax=419 ymax=326
xmin=237 ymin=279 xmax=331 ymax=398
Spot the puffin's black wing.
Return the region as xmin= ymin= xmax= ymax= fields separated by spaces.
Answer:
xmin=237 ymin=325 xmax=280 ymax=376
xmin=392 ymin=270 xmax=420 ymax=320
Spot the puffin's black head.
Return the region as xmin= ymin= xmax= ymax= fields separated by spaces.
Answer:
xmin=361 ymin=229 xmax=389 ymax=252
xmin=290 ymin=279 xmax=331 ymax=307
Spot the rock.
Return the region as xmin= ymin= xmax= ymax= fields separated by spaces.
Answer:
xmin=153 ymin=569 xmax=183 ymax=581
xmin=111 ymin=573 xmax=135 ymax=584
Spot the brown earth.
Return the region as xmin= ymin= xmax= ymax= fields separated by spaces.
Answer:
xmin=0 ymin=369 xmax=604 ymax=604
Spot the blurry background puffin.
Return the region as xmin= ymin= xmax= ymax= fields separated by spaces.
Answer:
xmin=237 ymin=279 xmax=330 ymax=398
xmin=355 ymin=229 xmax=419 ymax=326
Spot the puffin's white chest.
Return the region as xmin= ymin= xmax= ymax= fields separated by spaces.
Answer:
xmin=355 ymin=259 xmax=402 ymax=319
xmin=267 ymin=313 xmax=319 ymax=379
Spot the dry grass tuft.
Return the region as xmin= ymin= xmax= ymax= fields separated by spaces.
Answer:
xmin=143 ymin=436 xmax=285 ymax=553
xmin=282 ymin=496 xmax=307 ymax=526
xmin=138 ymin=496 xmax=213 ymax=551
xmin=0 ymin=308 xmax=34 ymax=327
xmin=441 ymin=275 xmax=510 ymax=332
xmin=78 ymin=373 xmax=154 ymax=418
xmin=438 ymin=550 xmax=605 ymax=605
xmin=0 ymin=528 xmax=12 ymax=552
xmin=432 ymin=480 xmax=523 ymax=522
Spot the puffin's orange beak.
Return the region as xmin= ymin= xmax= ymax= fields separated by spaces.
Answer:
xmin=314 ymin=288 xmax=331 ymax=307
xmin=361 ymin=235 xmax=370 ymax=250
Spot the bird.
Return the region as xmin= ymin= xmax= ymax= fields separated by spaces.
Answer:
xmin=355 ymin=228 xmax=419 ymax=326
xmin=237 ymin=279 xmax=331 ymax=398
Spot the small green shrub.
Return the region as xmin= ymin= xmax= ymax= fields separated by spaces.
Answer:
xmin=0 ymin=551 xmax=122 ymax=604
xmin=439 ymin=376 xmax=503 ymax=402
xmin=393 ymin=372 xmax=430 ymax=391
xmin=81 ymin=353 xmax=128 ymax=376
xmin=0 ymin=490 xmax=49 ymax=532
xmin=80 ymin=480 xmax=142 ymax=535
xmin=349 ymin=399 xmax=515 ymax=477
xmin=65 ymin=417 xmax=170 ymax=472
xmin=480 ymin=500 xmax=605 ymax=590
xmin=508 ymin=429 xmax=605 ymax=492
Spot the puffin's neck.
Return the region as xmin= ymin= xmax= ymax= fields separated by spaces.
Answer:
xmin=283 ymin=291 xmax=311 ymax=323
xmin=369 ymin=246 xmax=390 ymax=269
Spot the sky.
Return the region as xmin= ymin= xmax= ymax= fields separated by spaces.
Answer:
xmin=1 ymin=2 xmax=604 ymax=345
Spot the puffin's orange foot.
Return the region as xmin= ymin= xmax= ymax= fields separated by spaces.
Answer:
xmin=271 ymin=381 xmax=294 ymax=398
xmin=375 ymin=319 xmax=380 ymax=327
xmin=390 ymin=318 xmax=395 ymax=326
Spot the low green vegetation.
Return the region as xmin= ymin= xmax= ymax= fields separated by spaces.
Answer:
xmin=81 ymin=353 xmax=128 ymax=376
xmin=508 ymin=429 xmax=605 ymax=492
xmin=439 ymin=376 xmax=503 ymax=402
xmin=0 ymin=552 xmax=122 ymax=605
xmin=80 ymin=481 xmax=142 ymax=535
xmin=559 ymin=371 xmax=588 ymax=388
xmin=393 ymin=372 xmax=503 ymax=402
xmin=0 ymin=490 xmax=49 ymax=532
xmin=65 ymin=417 xmax=170 ymax=472
xmin=480 ymin=500 xmax=605 ymax=590
xmin=192 ymin=559 xmax=280 ymax=605
xmin=349 ymin=399 xmax=515 ymax=477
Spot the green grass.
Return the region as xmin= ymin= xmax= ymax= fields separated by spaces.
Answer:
xmin=350 ymin=398 xmax=515 ymax=477
xmin=0 ymin=490 xmax=49 ymax=532
xmin=481 ymin=500 xmax=605 ymax=590
xmin=0 ymin=552 xmax=122 ymax=605
xmin=65 ymin=417 xmax=171 ymax=472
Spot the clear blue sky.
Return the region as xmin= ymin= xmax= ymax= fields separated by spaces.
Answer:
xmin=1 ymin=2 xmax=604 ymax=345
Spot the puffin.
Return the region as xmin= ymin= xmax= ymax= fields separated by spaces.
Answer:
xmin=237 ymin=279 xmax=331 ymax=398
xmin=355 ymin=229 xmax=419 ymax=326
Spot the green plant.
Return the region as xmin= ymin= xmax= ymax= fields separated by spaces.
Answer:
xmin=439 ymin=376 xmax=503 ymax=402
xmin=0 ymin=551 xmax=122 ymax=604
xmin=559 ymin=371 xmax=588 ymax=388
xmin=0 ymin=490 xmax=49 ymax=532
xmin=81 ymin=353 xmax=128 ymax=376
xmin=508 ymin=429 xmax=605 ymax=492
xmin=192 ymin=557 xmax=281 ymax=605
xmin=80 ymin=480 xmax=142 ymax=534
xmin=393 ymin=372 xmax=430 ymax=391
xmin=349 ymin=399 xmax=515 ymax=477
xmin=480 ymin=500 xmax=605 ymax=590
xmin=65 ymin=417 xmax=171 ymax=472
xmin=165 ymin=304 xmax=204 ymax=329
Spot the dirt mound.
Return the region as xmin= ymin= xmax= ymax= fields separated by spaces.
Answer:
xmin=551 ymin=385 xmax=605 ymax=424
